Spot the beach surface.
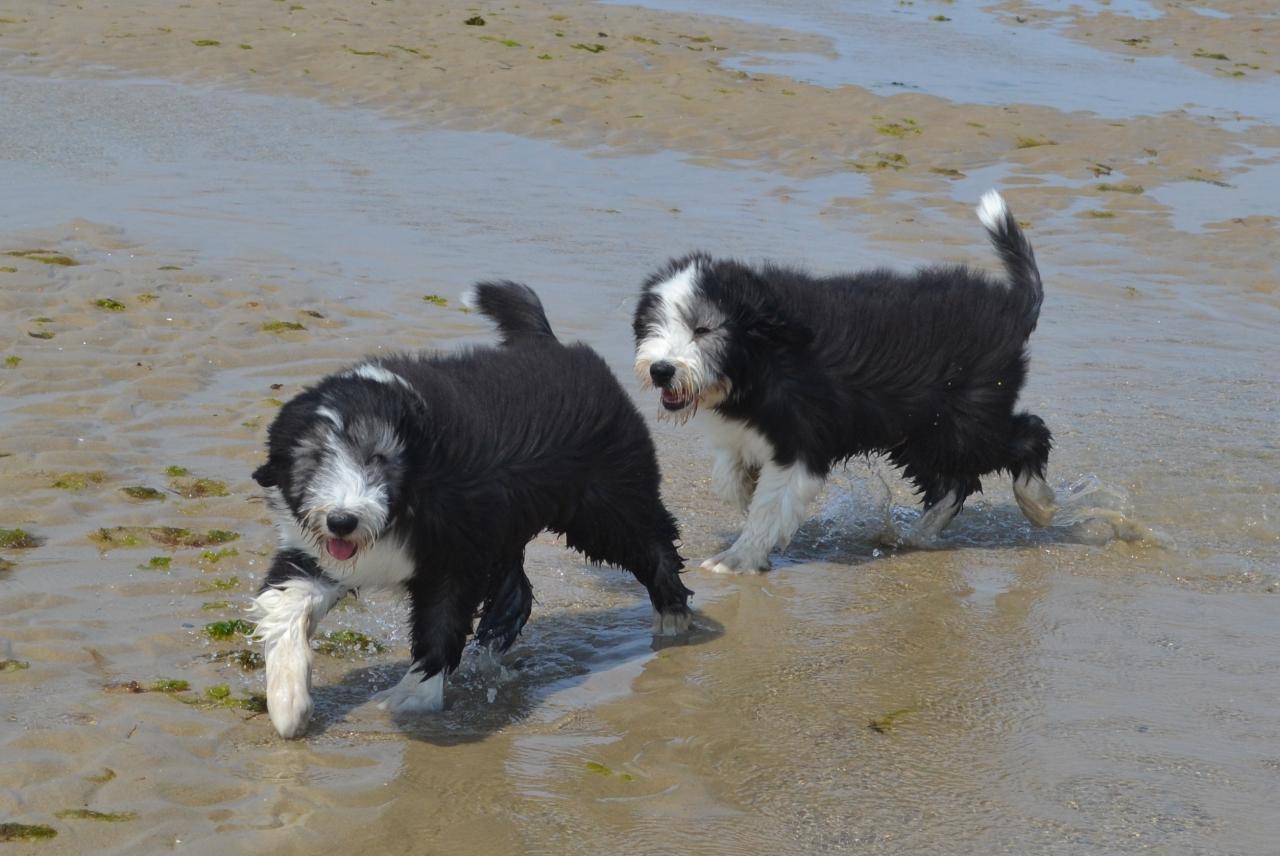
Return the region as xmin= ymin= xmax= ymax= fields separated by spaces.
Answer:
xmin=1 ymin=1 xmax=1277 ymax=853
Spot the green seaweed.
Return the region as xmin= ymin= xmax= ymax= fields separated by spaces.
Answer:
xmin=537 ymin=53 xmax=552 ymax=60
xmin=28 ymin=330 xmax=54 ymax=339
xmin=164 ymin=465 xmax=190 ymax=477
xmin=1097 ymin=182 xmax=1144 ymax=194
xmin=1085 ymin=209 xmax=1116 ymax=219
xmin=201 ymin=600 xmax=231 ymax=611
xmin=868 ymin=705 xmax=920 ymax=734
xmin=1192 ymin=48 xmax=1229 ymax=61
xmin=0 ymin=265 xmax=16 ymax=272
xmin=422 ymin=294 xmax=449 ymax=307
xmin=1 ymin=658 xmax=31 ymax=672
xmin=0 ymin=528 xmax=39 ymax=549
xmin=464 ymin=15 xmax=486 ymax=26
xmin=194 ymin=576 xmax=240 ymax=593
xmin=1089 ymin=162 xmax=1114 ymax=177
xmin=206 ymin=684 xmax=232 ymax=700
xmin=152 ymin=678 xmax=189 ymax=692
xmin=158 ymin=264 xmax=182 ymax=270
xmin=121 ymin=485 xmax=166 ymax=501
xmin=1015 ymin=136 xmax=1056 ymax=148
xmin=572 ymin=43 xmax=607 ymax=53
xmin=1117 ymin=36 xmax=1149 ymax=46
xmin=55 ymin=809 xmax=137 ymax=822
xmin=313 ymin=629 xmax=387 ymax=657
xmin=261 ymin=320 xmax=306 ymax=333
xmin=140 ymin=555 xmax=172 ymax=571
xmin=85 ymin=769 xmax=116 ymax=783
xmin=199 ymin=547 xmax=239 ymax=563
xmin=479 ymin=36 xmax=521 ymax=47
xmin=5 ymin=249 xmax=78 ymax=266
xmin=91 ymin=526 xmax=240 ymax=549
xmin=204 ymin=619 xmax=256 ymax=641
xmin=390 ymin=45 xmax=430 ymax=58
xmin=50 ymin=471 xmax=107 ymax=490
xmin=345 ymin=46 xmax=390 ymax=57
xmin=849 ymin=152 xmax=909 ymax=172
xmin=0 ymin=823 xmax=57 ymax=841
xmin=136 ymin=293 xmax=158 ymax=304
xmin=3 ymin=355 xmax=20 ymax=368
xmin=876 ymin=122 xmax=920 ymax=138
xmin=95 ymin=298 xmax=126 ymax=312
xmin=0 ymin=558 xmax=15 ymax=572
xmin=192 ymin=39 xmax=221 ymax=47
xmin=171 ymin=476 xmax=230 ymax=498
xmin=680 ymin=34 xmax=712 ymax=43
xmin=32 ymin=316 xmax=53 ymax=323
xmin=584 ymin=761 xmax=612 ymax=775
xmin=239 ymin=43 xmax=253 ymax=49
xmin=216 ymin=648 xmax=265 ymax=670
xmin=929 ymin=167 xmax=965 ymax=178
xmin=930 ymin=15 xmax=951 ymax=22
xmin=628 ymin=35 xmax=659 ymax=45
xmin=1186 ymin=170 xmax=1232 ymax=187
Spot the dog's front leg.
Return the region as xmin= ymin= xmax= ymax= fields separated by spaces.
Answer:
xmin=711 ymin=447 xmax=758 ymax=514
xmin=702 ymin=461 xmax=823 ymax=573
xmin=374 ymin=574 xmax=473 ymax=716
xmin=250 ymin=553 xmax=345 ymax=738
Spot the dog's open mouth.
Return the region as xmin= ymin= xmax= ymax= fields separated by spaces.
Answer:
xmin=326 ymin=538 xmax=358 ymax=561
xmin=660 ymin=389 xmax=694 ymax=411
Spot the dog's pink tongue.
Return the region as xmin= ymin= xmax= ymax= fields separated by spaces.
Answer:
xmin=326 ymin=538 xmax=357 ymax=561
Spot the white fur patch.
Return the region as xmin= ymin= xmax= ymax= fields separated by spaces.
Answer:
xmin=703 ymin=458 xmax=824 ymax=573
xmin=1013 ymin=472 xmax=1057 ymax=528
xmin=458 ymin=286 xmax=479 ymax=311
xmin=903 ymin=489 xmax=964 ymax=548
xmin=344 ymin=363 xmax=412 ymax=390
xmin=976 ymin=190 xmax=1008 ymax=232
xmin=373 ymin=666 xmax=445 ymax=714
xmin=706 ymin=413 xmax=773 ymax=512
xmin=315 ymin=406 xmax=343 ymax=430
xmin=249 ymin=576 xmax=344 ymax=738
xmin=303 ymin=431 xmax=396 ymax=541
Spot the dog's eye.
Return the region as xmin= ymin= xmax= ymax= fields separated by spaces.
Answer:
xmin=693 ymin=325 xmax=712 ymax=337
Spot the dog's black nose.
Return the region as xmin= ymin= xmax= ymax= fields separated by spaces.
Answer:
xmin=326 ymin=511 xmax=358 ymax=537
xmin=649 ymin=361 xmax=676 ymax=386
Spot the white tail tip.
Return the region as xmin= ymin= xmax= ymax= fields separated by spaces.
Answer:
xmin=459 ymin=286 xmax=478 ymax=310
xmin=976 ymin=190 xmax=1008 ymax=231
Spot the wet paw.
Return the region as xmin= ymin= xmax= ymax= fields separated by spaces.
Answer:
xmin=373 ymin=671 xmax=444 ymax=715
xmin=651 ymin=607 xmax=692 ymax=636
xmin=267 ymin=679 xmax=313 ymax=739
xmin=700 ymin=549 xmax=769 ymax=574
xmin=1014 ymin=474 xmax=1057 ymax=528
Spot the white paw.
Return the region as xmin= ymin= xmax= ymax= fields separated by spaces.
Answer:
xmin=373 ymin=671 xmax=445 ymax=715
xmin=652 ymin=608 xmax=692 ymax=636
xmin=1014 ymin=473 xmax=1057 ymax=528
xmin=700 ymin=548 xmax=770 ymax=574
xmin=267 ymin=676 xmax=314 ymax=739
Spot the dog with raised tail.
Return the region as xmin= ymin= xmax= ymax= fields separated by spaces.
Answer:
xmin=633 ymin=190 xmax=1057 ymax=573
xmin=250 ymin=281 xmax=693 ymax=738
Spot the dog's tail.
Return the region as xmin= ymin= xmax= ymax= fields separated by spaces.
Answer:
xmin=976 ymin=190 xmax=1044 ymax=332
xmin=462 ymin=280 xmax=558 ymax=345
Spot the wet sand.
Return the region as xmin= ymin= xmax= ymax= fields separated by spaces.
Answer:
xmin=1 ymin=1 xmax=1278 ymax=853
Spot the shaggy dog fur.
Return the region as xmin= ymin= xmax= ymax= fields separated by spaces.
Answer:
xmin=250 ymin=282 xmax=691 ymax=738
xmin=633 ymin=191 xmax=1057 ymax=573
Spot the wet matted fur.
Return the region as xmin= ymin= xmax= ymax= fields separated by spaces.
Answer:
xmin=250 ymin=282 xmax=692 ymax=738
xmin=633 ymin=191 xmax=1057 ymax=573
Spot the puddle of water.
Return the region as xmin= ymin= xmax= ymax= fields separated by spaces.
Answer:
xmin=599 ymin=0 xmax=1280 ymax=121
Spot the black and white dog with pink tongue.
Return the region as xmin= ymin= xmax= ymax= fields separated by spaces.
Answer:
xmin=250 ymin=281 xmax=692 ymax=738
xmin=633 ymin=191 xmax=1058 ymax=572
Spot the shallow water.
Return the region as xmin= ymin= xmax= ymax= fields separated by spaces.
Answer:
xmin=600 ymin=0 xmax=1280 ymax=121
xmin=1 ymin=30 xmax=1278 ymax=856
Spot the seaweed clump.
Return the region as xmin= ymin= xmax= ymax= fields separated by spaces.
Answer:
xmin=313 ymin=629 xmax=387 ymax=658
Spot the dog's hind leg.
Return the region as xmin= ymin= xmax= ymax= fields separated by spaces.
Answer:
xmin=903 ymin=475 xmax=980 ymax=548
xmin=250 ymin=550 xmax=345 ymax=738
xmin=1008 ymin=412 xmax=1056 ymax=527
xmin=474 ymin=558 xmax=533 ymax=654
xmin=703 ymin=461 xmax=824 ymax=573
xmin=564 ymin=504 xmax=693 ymax=636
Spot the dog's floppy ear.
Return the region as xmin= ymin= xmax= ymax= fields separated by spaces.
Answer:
xmin=734 ymin=268 xmax=813 ymax=350
xmin=252 ymin=461 xmax=279 ymax=488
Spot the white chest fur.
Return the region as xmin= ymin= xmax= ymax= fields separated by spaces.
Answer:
xmin=704 ymin=411 xmax=775 ymax=468
xmin=272 ymin=496 xmax=415 ymax=592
